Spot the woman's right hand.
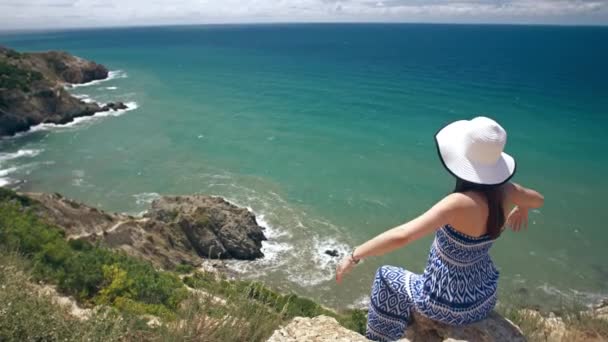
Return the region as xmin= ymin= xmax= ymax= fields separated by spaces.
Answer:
xmin=507 ymin=206 xmax=529 ymax=232
xmin=335 ymin=256 xmax=356 ymax=285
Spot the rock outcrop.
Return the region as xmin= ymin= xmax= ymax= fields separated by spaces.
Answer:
xmin=268 ymin=316 xmax=369 ymax=342
xmin=404 ymin=311 xmax=525 ymax=341
xmin=267 ymin=312 xmax=525 ymax=342
xmin=0 ymin=46 xmax=125 ymax=137
xmin=147 ymin=195 xmax=266 ymax=260
xmin=25 ymin=192 xmax=266 ymax=269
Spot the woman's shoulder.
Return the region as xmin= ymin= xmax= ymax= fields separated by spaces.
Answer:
xmin=438 ymin=192 xmax=489 ymax=236
xmin=441 ymin=191 xmax=484 ymax=209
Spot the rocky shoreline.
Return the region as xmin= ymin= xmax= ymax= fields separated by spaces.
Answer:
xmin=26 ymin=192 xmax=267 ymax=269
xmin=0 ymin=46 xmax=127 ymax=137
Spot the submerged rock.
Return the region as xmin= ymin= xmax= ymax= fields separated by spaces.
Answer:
xmin=324 ymin=249 xmax=340 ymax=258
xmin=100 ymin=102 xmax=128 ymax=111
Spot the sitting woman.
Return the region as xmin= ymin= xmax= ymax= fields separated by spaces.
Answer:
xmin=335 ymin=117 xmax=544 ymax=342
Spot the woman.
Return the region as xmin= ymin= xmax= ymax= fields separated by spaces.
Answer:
xmin=335 ymin=117 xmax=544 ymax=342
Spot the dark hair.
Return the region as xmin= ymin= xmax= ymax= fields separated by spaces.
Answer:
xmin=453 ymin=178 xmax=505 ymax=239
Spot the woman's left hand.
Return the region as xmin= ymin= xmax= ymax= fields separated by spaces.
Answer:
xmin=335 ymin=256 xmax=356 ymax=284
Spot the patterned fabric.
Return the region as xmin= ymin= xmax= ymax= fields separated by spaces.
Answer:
xmin=366 ymin=224 xmax=499 ymax=341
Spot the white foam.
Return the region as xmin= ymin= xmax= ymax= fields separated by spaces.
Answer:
xmin=67 ymin=70 xmax=127 ymax=88
xmin=0 ymin=178 xmax=10 ymax=187
xmin=0 ymin=149 xmax=43 ymax=162
xmin=133 ymin=192 xmax=161 ymax=206
xmin=71 ymin=169 xmax=85 ymax=187
xmin=0 ymin=166 xmax=19 ymax=186
xmin=0 ymin=167 xmax=19 ymax=177
xmin=349 ymin=295 xmax=370 ymax=310
xmin=285 ymin=237 xmax=351 ymax=287
xmin=105 ymin=86 xmax=118 ymax=90
xmin=73 ymin=94 xmax=95 ymax=103
xmin=538 ymin=283 xmax=607 ymax=308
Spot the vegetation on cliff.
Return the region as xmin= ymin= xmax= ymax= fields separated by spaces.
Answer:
xmin=0 ymin=188 xmax=366 ymax=341
xmin=0 ymin=61 xmax=43 ymax=92
xmin=0 ymin=46 xmax=126 ymax=137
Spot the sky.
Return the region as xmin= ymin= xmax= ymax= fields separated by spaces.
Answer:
xmin=1 ymin=0 xmax=607 ymax=30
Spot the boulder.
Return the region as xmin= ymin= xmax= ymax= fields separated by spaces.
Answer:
xmin=101 ymin=102 xmax=128 ymax=111
xmin=147 ymin=195 xmax=266 ymax=260
xmin=267 ymin=311 xmax=525 ymax=342
xmin=267 ymin=316 xmax=369 ymax=342
xmin=405 ymin=311 xmax=525 ymax=342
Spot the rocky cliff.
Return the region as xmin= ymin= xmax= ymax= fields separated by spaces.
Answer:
xmin=0 ymin=46 xmax=126 ymax=137
xmin=26 ymin=192 xmax=266 ymax=269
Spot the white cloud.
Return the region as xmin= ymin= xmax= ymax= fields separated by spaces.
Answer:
xmin=0 ymin=0 xmax=607 ymax=29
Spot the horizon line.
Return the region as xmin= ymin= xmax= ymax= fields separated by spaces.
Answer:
xmin=1 ymin=20 xmax=607 ymax=35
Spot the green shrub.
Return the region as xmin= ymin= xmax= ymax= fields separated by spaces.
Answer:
xmin=0 ymin=188 xmax=367 ymax=339
xmin=0 ymin=61 xmax=43 ymax=92
xmin=175 ymin=263 xmax=195 ymax=274
xmin=184 ymin=272 xmax=368 ymax=334
xmin=0 ymin=192 xmax=186 ymax=313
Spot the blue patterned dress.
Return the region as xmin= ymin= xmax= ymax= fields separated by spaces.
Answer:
xmin=366 ymin=224 xmax=499 ymax=341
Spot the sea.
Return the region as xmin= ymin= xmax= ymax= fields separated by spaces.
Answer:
xmin=1 ymin=23 xmax=607 ymax=310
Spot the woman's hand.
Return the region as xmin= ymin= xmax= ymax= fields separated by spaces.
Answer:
xmin=507 ymin=206 xmax=529 ymax=232
xmin=335 ymin=256 xmax=356 ymax=285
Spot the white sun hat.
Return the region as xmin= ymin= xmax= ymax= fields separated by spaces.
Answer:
xmin=435 ymin=116 xmax=516 ymax=185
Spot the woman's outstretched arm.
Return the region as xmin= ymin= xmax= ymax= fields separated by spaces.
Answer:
xmin=505 ymin=182 xmax=544 ymax=232
xmin=336 ymin=194 xmax=463 ymax=284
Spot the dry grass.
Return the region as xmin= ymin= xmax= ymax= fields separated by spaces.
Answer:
xmin=496 ymin=298 xmax=608 ymax=342
xmin=0 ymin=251 xmax=285 ymax=342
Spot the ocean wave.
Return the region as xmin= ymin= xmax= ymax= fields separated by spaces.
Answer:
xmin=0 ymin=149 xmax=44 ymax=187
xmin=66 ymin=70 xmax=127 ymax=88
xmin=538 ymin=283 xmax=607 ymax=308
xmin=72 ymin=94 xmax=95 ymax=103
xmin=105 ymin=86 xmax=118 ymax=90
xmin=0 ymin=167 xmax=19 ymax=177
xmin=213 ymin=186 xmax=356 ymax=288
xmin=285 ymin=237 xmax=351 ymax=287
xmin=0 ymin=149 xmax=43 ymax=162
xmin=25 ymin=101 xmax=139 ymax=134
xmin=349 ymin=295 xmax=370 ymax=310
xmin=133 ymin=192 xmax=161 ymax=206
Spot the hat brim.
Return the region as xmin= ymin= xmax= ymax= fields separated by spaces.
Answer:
xmin=435 ymin=120 xmax=516 ymax=185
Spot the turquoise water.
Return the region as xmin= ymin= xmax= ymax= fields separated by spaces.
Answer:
xmin=1 ymin=24 xmax=607 ymax=309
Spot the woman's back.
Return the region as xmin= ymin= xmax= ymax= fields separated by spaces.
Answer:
xmin=445 ymin=190 xmax=493 ymax=238
xmin=410 ymin=224 xmax=499 ymax=325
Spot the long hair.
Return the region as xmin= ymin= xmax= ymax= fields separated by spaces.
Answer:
xmin=453 ymin=178 xmax=505 ymax=239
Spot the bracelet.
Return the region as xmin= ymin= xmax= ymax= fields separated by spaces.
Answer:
xmin=350 ymin=247 xmax=361 ymax=264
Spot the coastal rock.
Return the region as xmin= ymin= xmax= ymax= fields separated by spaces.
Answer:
xmin=518 ymin=309 xmax=567 ymax=342
xmin=324 ymin=249 xmax=340 ymax=257
xmin=22 ymin=192 xmax=266 ymax=269
xmin=267 ymin=316 xmax=371 ymax=342
xmin=404 ymin=311 xmax=525 ymax=342
xmin=28 ymin=50 xmax=109 ymax=84
xmin=147 ymin=195 xmax=266 ymax=259
xmin=267 ymin=312 xmax=525 ymax=342
xmin=0 ymin=46 xmax=115 ymax=137
xmin=101 ymin=102 xmax=128 ymax=111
